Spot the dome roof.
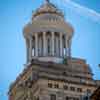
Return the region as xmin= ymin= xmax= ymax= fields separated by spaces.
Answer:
xmin=24 ymin=1 xmax=74 ymax=37
xmin=33 ymin=1 xmax=63 ymax=17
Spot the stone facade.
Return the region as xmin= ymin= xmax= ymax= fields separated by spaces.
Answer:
xmin=8 ymin=0 xmax=100 ymax=100
xmin=8 ymin=59 xmax=99 ymax=100
xmin=90 ymin=86 xmax=100 ymax=100
xmin=23 ymin=0 xmax=73 ymax=63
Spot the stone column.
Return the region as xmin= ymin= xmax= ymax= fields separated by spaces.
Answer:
xmin=60 ymin=33 xmax=63 ymax=57
xmin=56 ymin=37 xmax=59 ymax=57
xmin=29 ymin=36 xmax=32 ymax=61
xmin=68 ymin=39 xmax=71 ymax=58
xmin=65 ymin=34 xmax=68 ymax=57
xmin=35 ymin=33 xmax=38 ymax=57
xmin=51 ymin=32 xmax=54 ymax=56
xmin=26 ymin=38 xmax=29 ymax=63
xmin=43 ymin=32 xmax=46 ymax=56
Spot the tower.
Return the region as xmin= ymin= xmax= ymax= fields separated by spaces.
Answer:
xmin=23 ymin=0 xmax=73 ymax=64
xmin=8 ymin=1 xmax=100 ymax=100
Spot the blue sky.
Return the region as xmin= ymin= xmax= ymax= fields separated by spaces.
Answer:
xmin=0 ymin=0 xmax=100 ymax=99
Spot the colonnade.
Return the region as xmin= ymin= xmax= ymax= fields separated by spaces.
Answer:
xmin=26 ymin=31 xmax=71 ymax=62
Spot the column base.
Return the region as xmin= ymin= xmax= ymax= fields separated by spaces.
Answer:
xmin=32 ymin=56 xmax=63 ymax=64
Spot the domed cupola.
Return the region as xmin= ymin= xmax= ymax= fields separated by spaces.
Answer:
xmin=32 ymin=0 xmax=64 ymax=21
xmin=23 ymin=0 xmax=74 ymax=64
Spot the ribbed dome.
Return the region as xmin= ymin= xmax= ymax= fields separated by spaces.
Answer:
xmin=33 ymin=1 xmax=63 ymax=18
xmin=24 ymin=1 xmax=74 ymax=38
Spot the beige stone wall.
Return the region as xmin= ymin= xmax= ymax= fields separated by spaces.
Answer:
xmin=33 ymin=79 xmax=97 ymax=100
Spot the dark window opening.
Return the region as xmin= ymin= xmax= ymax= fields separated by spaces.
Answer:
xmin=48 ymin=83 xmax=52 ymax=88
xmin=83 ymin=96 xmax=89 ymax=100
xmin=54 ymin=84 xmax=59 ymax=88
xmin=70 ymin=86 xmax=75 ymax=91
xmin=77 ymin=88 xmax=82 ymax=92
xmin=50 ymin=94 xmax=56 ymax=100
xmin=66 ymin=96 xmax=69 ymax=100
xmin=87 ymin=89 xmax=91 ymax=94
xmin=63 ymin=85 xmax=68 ymax=90
xmin=66 ymin=96 xmax=79 ymax=100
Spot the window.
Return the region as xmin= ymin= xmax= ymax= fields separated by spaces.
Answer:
xmin=33 ymin=96 xmax=39 ymax=100
xmin=73 ymin=98 xmax=79 ymax=100
xmin=87 ymin=89 xmax=91 ymax=94
xmin=36 ymin=97 xmax=39 ymax=100
xmin=54 ymin=84 xmax=59 ymax=88
xmin=77 ymin=88 xmax=82 ymax=92
xmin=48 ymin=83 xmax=52 ymax=88
xmin=66 ymin=97 xmax=79 ymax=100
xmin=50 ymin=94 xmax=56 ymax=100
xmin=66 ymin=96 xmax=69 ymax=100
xmin=83 ymin=96 xmax=89 ymax=100
xmin=23 ymin=97 xmax=27 ymax=100
xmin=63 ymin=85 xmax=68 ymax=90
xmin=70 ymin=86 xmax=75 ymax=91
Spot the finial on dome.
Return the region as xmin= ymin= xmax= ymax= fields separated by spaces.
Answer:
xmin=45 ymin=0 xmax=50 ymax=3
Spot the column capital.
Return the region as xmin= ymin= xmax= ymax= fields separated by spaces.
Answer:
xmin=34 ymin=33 xmax=38 ymax=37
xmin=60 ymin=33 xmax=63 ymax=37
xmin=29 ymin=35 xmax=32 ymax=40
xmin=51 ymin=31 xmax=55 ymax=34
xmin=43 ymin=31 xmax=46 ymax=35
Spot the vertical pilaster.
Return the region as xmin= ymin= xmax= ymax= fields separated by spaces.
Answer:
xmin=35 ymin=33 xmax=38 ymax=57
xmin=60 ymin=33 xmax=63 ymax=57
xmin=43 ymin=32 xmax=46 ymax=56
xmin=51 ymin=32 xmax=55 ymax=56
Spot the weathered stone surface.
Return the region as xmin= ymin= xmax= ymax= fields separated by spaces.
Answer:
xmin=8 ymin=0 xmax=100 ymax=100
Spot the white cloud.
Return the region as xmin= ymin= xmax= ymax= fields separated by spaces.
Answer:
xmin=62 ymin=0 xmax=100 ymax=24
